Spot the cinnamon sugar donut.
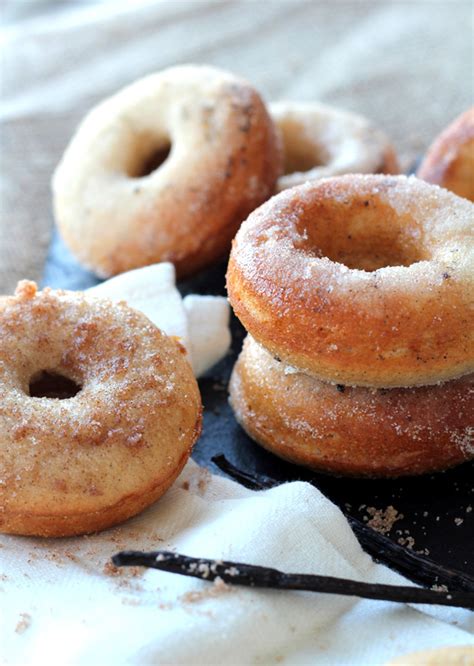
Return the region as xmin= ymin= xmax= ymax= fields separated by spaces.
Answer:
xmin=229 ymin=336 xmax=474 ymax=477
xmin=417 ymin=108 xmax=474 ymax=202
xmin=0 ymin=281 xmax=202 ymax=537
xmin=270 ymin=101 xmax=399 ymax=192
xmin=227 ymin=175 xmax=474 ymax=389
xmin=53 ymin=65 xmax=282 ymax=278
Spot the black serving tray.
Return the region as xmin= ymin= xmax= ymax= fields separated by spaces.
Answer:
xmin=42 ymin=229 xmax=473 ymax=581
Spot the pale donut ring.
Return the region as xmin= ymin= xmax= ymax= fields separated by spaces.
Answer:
xmin=229 ymin=336 xmax=474 ymax=478
xmin=270 ymin=101 xmax=399 ymax=192
xmin=53 ymin=65 xmax=282 ymax=278
xmin=0 ymin=281 xmax=202 ymax=537
xmin=417 ymin=107 xmax=474 ymax=202
xmin=227 ymin=175 xmax=474 ymax=388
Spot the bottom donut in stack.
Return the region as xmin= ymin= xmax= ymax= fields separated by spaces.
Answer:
xmin=227 ymin=174 xmax=474 ymax=477
xmin=229 ymin=336 xmax=473 ymax=477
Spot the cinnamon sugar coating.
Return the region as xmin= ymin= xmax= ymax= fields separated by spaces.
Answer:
xmin=418 ymin=107 xmax=474 ymax=202
xmin=53 ymin=65 xmax=282 ymax=279
xmin=229 ymin=336 xmax=473 ymax=477
xmin=271 ymin=101 xmax=399 ymax=192
xmin=0 ymin=282 xmax=202 ymax=537
xmin=227 ymin=175 xmax=474 ymax=388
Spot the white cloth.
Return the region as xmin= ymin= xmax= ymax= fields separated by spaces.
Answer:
xmin=0 ymin=264 xmax=472 ymax=664
xmin=1 ymin=461 xmax=472 ymax=665
xmin=87 ymin=263 xmax=231 ymax=377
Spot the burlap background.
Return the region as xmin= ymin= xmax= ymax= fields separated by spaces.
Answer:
xmin=1 ymin=0 xmax=472 ymax=294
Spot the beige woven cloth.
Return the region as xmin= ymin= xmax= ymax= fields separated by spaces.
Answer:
xmin=0 ymin=0 xmax=472 ymax=293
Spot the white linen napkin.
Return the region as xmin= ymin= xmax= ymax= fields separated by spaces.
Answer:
xmin=87 ymin=263 xmax=231 ymax=377
xmin=1 ymin=461 xmax=472 ymax=665
xmin=0 ymin=264 xmax=472 ymax=664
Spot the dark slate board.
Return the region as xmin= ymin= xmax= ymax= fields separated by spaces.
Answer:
xmin=42 ymin=229 xmax=473 ymax=580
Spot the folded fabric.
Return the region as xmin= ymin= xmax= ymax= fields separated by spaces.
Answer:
xmin=1 ymin=460 xmax=472 ymax=665
xmin=87 ymin=263 xmax=231 ymax=377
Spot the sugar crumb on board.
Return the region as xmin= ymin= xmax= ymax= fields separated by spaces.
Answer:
xmin=361 ymin=505 xmax=433 ymax=555
xmin=363 ymin=505 xmax=403 ymax=534
xmin=397 ymin=535 xmax=415 ymax=549
xmin=15 ymin=612 xmax=31 ymax=634
xmin=431 ymin=583 xmax=449 ymax=593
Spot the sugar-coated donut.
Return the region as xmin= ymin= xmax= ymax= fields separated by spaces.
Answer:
xmin=229 ymin=336 xmax=474 ymax=477
xmin=0 ymin=281 xmax=202 ymax=537
xmin=227 ymin=175 xmax=474 ymax=389
xmin=270 ymin=101 xmax=399 ymax=192
xmin=53 ymin=65 xmax=282 ymax=278
xmin=418 ymin=107 xmax=474 ymax=202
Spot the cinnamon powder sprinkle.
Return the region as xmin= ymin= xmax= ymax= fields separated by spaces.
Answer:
xmin=180 ymin=576 xmax=232 ymax=603
xmin=364 ymin=506 xmax=403 ymax=534
xmin=15 ymin=612 xmax=31 ymax=634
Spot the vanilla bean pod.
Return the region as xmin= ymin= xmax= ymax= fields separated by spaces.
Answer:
xmin=112 ymin=550 xmax=473 ymax=609
xmin=211 ymin=454 xmax=474 ymax=593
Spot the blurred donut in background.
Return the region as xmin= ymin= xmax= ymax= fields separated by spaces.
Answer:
xmin=53 ymin=65 xmax=282 ymax=278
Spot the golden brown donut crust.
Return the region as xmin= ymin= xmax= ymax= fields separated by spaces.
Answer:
xmin=227 ymin=175 xmax=474 ymax=388
xmin=418 ymin=108 xmax=474 ymax=202
xmin=53 ymin=65 xmax=282 ymax=279
xmin=229 ymin=336 xmax=474 ymax=478
xmin=0 ymin=281 xmax=202 ymax=537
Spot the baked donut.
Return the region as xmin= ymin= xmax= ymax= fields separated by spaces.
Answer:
xmin=417 ymin=108 xmax=474 ymax=202
xmin=53 ymin=65 xmax=282 ymax=278
xmin=270 ymin=101 xmax=398 ymax=192
xmin=229 ymin=336 xmax=474 ymax=477
xmin=0 ymin=281 xmax=202 ymax=537
xmin=227 ymin=175 xmax=474 ymax=389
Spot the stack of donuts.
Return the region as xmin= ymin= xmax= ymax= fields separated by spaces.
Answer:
xmin=227 ymin=174 xmax=474 ymax=477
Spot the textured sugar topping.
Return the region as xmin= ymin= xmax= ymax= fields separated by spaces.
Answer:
xmin=0 ymin=282 xmax=201 ymax=523
xmin=234 ymin=174 xmax=473 ymax=294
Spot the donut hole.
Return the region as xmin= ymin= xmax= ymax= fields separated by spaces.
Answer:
xmin=127 ymin=139 xmax=172 ymax=178
xmin=283 ymin=140 xmax=328 ymax=175
xmin=29 ymin=370 xmax=82 ymax=400
xmin=297 ymin=200 xmax=427 ymax=271
xmin=279 ymin=120 xmax=330 ymax=174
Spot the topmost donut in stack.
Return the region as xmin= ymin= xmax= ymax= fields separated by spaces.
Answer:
xmin=227 ymin=175 xmax=474 ymax=477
